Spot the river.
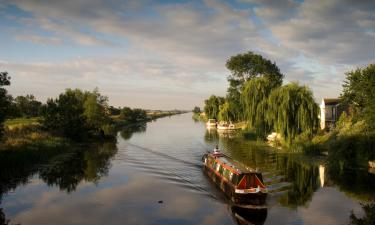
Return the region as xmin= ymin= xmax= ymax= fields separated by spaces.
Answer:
xmin=1 ymin=113 xmax=374 ymax=225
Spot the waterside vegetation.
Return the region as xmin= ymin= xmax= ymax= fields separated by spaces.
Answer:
xmin=0 ymin=71 xmax=186 ymax=151
xmin=202 ymin=52 xmax=375 ymax=162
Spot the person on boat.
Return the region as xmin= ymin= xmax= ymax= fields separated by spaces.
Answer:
xmin=213 ymin=145 xmax=219 ymax=153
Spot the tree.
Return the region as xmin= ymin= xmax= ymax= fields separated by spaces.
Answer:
xmin=341 ymin=64 xmax=375 ymax=129
xmin=218 ymin=101 xmax=231 ymax=122
xmin=109 ymin=106 xmax=121 ymax=116
xmin=203 ymin=95 xmax=225 ymax=120
xmin=55 ymin=89 xmax=86 ymax=139
xmin=192 ymin=106 xmax=201 ymax=114
xmin=84 ymin=93 xmax=106 ymax=133
xmin=226 ymin=51 xmax=284 ymax=92
xmin=120 ymin=107 xmax=134 ymax=121
xmin=225 ymin=52 xmax=284 ymax=122
xmin=267 ymin=83 xmax=319 ymax=143
xmin=42 ymin=88 xmax=114 ymax=140
xmin=120 ymin=107 xmax=147 ymax=122
xmin=133 ymin=108 xmax=147 ymax=121
xmin=13 ymin=94 xmax=42 ymax=117
xmin=241 ymin=77 xmax=275 ymax=136
xmin=0 ymin=72 xmax=11 ymax=138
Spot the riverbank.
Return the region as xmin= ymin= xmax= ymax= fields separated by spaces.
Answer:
xmin=113 ymin=110 xmax=187 ymax=128
xmin=1 ymin=111 xmax=187 ymax=151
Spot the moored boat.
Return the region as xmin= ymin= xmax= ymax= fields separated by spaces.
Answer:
xmin=217 ymin=121 xmax=237 ymax=131
xmin=206 ymin=119 xmax=217 ymax=127
xmin=202 ymin=151 xmax=267 ymax=206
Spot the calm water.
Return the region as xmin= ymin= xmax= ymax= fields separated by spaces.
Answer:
xmin=1 ymin=113 xmax=374 ymax=225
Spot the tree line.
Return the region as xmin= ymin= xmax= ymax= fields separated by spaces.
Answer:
xmin=0 ymin=72 xmax=149 ymax=141
xmin=203 ymin=51 xmax=319 ymax=144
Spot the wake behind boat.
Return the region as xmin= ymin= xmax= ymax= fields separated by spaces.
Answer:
xmin=202 ymin=150 xmax=268 ymax=207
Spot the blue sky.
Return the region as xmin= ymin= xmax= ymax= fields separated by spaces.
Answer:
xmin=0 ymin=0 xmax=374 ymax=109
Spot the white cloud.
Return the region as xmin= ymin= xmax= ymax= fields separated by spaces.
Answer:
xmin=15 ymin=34 xmax=62 ymax=45
xmin=1 ymin=0 xmax=374 ymax=107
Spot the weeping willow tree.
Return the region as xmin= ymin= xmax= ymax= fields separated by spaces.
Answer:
xmin=204 ymin=95 xmax=225 ymax=119
xmin=267 ymin=83 xmax=319 ymax=143
xmin=241 ymin=77 xmax=277 ymax=136
xmin=217 ymin=101 xmax=230 ymax=122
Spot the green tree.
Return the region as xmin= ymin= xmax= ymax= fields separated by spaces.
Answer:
xmin=267 ymin=83 xmax=319 ymax=143
xmin=204 ymin=95 xmax=225 ymax=120
xmin=192 ymin=106 xmax=201 ymax=114
xmin=226 ymin=51 xmax=284 ymax=92
xmin=0 ymin=72 xmax=11 ymax=138
xmin=109 ymin=106 xmax=121 ymax=116
xmin=218 ymin=101 xmax=232 ymax=122
xmin=43 ymin=88 xmax=114 ymax=140
xmin=13 ymin=94 xmax=42 ymax=117
xmin=225 ymin=52 xmax=284 ymax=122
xmin=341 ymin=64 xmax=375 ymax=129
xmin=241 ymin=77 xmax=275 ymax=136
xmin=120 ymin=107 xmax=134 ymax=121
xmin=55 ymin=89 xmax=86 ymax=139
xmin=132 ymin=108 xmax=147 ymax=122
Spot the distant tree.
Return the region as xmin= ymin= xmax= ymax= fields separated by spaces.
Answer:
xmin=0 ymin=72 xmax=11 ymax=138
xmin=109 ymin=106 xmax=121 ymax=116
xmin=120 ymin=107 xmax=134 ymax=121
xmin=192 ymin=106 xmax=201 ymax=114
xmin=132 ymin=108 xmax=147 ymax=122
xmin=43 ymin=88 xmax=114 ymax=140
xmin=13 ymin=94 xmax=42 ymax=117
xmin=84 ymin=93 xmax=107 ymax=134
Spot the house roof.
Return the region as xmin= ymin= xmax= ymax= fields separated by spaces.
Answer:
xmin=323 ymin=98 xmax=340 ymax=105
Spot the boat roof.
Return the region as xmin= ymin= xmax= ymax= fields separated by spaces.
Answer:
xmin=209 ymin=153 xmax=258 ymax=174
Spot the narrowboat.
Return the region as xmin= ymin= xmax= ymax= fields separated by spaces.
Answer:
xmin=206 ymin=119 xmax=217 ymax=127
xmin=217 ymin=122 xmax=237 ymax=131
xmin=202 ymin=152 xmax=267 ymax=206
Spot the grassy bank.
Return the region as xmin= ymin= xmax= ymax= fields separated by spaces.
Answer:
xmin=1 ymin=118 xmax=71 ymax=151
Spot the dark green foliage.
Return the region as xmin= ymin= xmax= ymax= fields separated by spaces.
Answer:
xmin=348 ymin=203 xmax=375 ymax=225
xmin=226 ymin=51 xmax=284 ymax=91
xmin=120 ymin=107 xmax=147 ymax=122
xmin=241 ymin=77 xmax=275 ymax=137
xmin=109 ymin=106 xmax=121 ymax=116
xmin=267 ymin=83 xmax=319 ymax=144
xmin=341 ymin=64 xmax=375 ymax=130
xmin=204 ymin=95 xmax=225 ymax=120
xmin=0 ymin=72 xmax=11 ymax=138
xmin=11 ymin=95 xmax=42 ymax=118
xmin=224 ymin=51 xmax=284 ymax=123
xmin=192 ymin=106 xmax=201 ymax=114
xmin=42 ymin=89 xmax=115 ymax=140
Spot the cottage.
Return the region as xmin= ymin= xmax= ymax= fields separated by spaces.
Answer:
xmin=320 ymin=98 xmax=347 ymax=130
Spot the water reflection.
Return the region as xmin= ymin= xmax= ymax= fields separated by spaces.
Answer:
xmin=0 ymin=114 xmax=373 ymax=225
xmin=120 ymin=123 xmax=147 ymax=140
xmin=327 ymin=157 xmax=375 ymax=200
xmin=207 ymin=130 xmax=374 ymax=210
xmin=229 ymin=206 xmax=267 ymax=225
xmin=0 ymin=141 xmax=117 ymax=222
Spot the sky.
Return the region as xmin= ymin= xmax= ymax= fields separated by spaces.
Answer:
xmin=0 ymin=0 xmax=374 ymax=110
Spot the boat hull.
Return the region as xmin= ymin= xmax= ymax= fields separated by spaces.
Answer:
xmin=203 ymin=164 xmax=267 ymax=206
